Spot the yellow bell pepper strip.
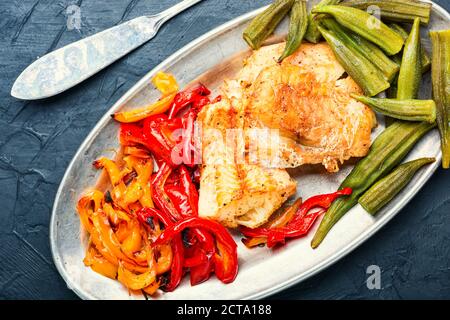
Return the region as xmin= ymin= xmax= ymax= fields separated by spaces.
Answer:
xmin=84 ymin=244 xmax=118 ymax=279
xmin=123 ymin=146 xmax=152 ymax=159
xmin=112 ymin=93 xmax=176 ymax=123
xmin=92 ymin=211 xmax=141 ymax=266
xmin=93 ymin=157 xmax=124 ymax=186
xmin=118 ymin=260 xmax=157 ymax=291
xmin=143 ymin=281 xmax=160 ymax=295
xmin=121 ymin=219 xmax=143 ymax=256
xmin=152 ymin=71 xmax=179 ymax=97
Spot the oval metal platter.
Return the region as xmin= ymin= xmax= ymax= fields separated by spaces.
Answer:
xmin=51 ymin=1 xmax=450 ymax=300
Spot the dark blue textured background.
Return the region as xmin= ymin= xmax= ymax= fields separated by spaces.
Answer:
xmin=0 ymin=0 xmax=449 ymax=300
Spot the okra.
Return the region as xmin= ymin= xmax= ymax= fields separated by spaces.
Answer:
xmin=279 ymin=0 xmax=308 ymax=62
xmin=390 ymin=23 xmax=431 ymax=73
xmin=343 ymin=0 xmax=432 ymax=25
xmin=312 ymin=5 xmax=404 ymax=55
xmin=430 ymin=30 xmax=450 ymax=169
xmin=351 ymin=95 xmax=436 ymax=123
xmin=359 ymin=158 xmax=435 ymax=215
xmin=305 ymin=0 xmax=342 ymax=43
xmin=397 ymin=18 xmax=422 ymax=100
xmin=318 ymin=25 xmax=390 ymax=96
xmin=311 ymin=121 xmax=435 ymax=248
xmin=321 ymin=19 xmax=399 ymax=82
xmin=243 ymin=0 xmax=294 ymax=50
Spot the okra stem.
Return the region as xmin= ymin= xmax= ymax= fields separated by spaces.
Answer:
xmin=359 ymin=157 xmax=435 ymax=215
xmin=311 ymin=121 xmax=435 ymax=248
xmin=278 ymin=0 xmax=308 ymax=61
xmin=312 ymin=5 xmax=404 ymax=55
xmin=318 ymin=24 xmax=390 ymax=96
xmin=430 ymin=30 xmax=450 ymax=169
xmin=343 ymin=0 xmax=432 ymax=25
xmin=305 ymin=0 xmax=342 ymax=43
xmin=243 ymin=0 xmax=294 ymax=50
xmin=351 ymin=95 xmax=436 ymax=123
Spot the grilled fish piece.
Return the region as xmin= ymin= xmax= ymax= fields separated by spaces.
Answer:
xmin=224 ymin=42 xmax=376 ymax=172
xmin=197 ymin=98 xmax=297 ymax=228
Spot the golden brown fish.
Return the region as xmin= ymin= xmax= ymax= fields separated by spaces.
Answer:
xmin=198 ymin=42 xmax=375 ymax=228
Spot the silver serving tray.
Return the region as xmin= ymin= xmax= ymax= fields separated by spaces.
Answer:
xmin=50 ymin=1 xmax=450 ymax=300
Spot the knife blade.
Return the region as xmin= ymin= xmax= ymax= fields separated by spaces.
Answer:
xmin=11 ymin=0 xmax=203 ymax=100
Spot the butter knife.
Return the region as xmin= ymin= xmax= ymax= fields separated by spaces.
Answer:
xmin=11 ymin=0 xmax=203 ymax=100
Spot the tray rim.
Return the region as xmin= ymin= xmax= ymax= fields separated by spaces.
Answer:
xmin=50 ymin=1 xmax=449 ymax=300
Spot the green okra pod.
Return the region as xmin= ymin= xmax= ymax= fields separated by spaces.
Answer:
xmin=318 ymin=24 xmax=390 ymax=96
xmin=359 ymin=157 xmax=435 ymax=215
xmin=390 ymin=23 xmax=431 ymax=73
xmin=312 ymin=5 xmax=404 ymax=55
xmin=305 ymin=0 xmax=342 ymax=43
xmin=343 ymin=0 xmax=432 ymax=25
xmin=311 ymin=121 xmax=435 ymax=248
xmin=243 ymin=0 xmax=294 ymax=50
xmin=278 ymin=0 xmax=308 ymax=62
xmin=430 ymin=30 xmax=450 ymax=169
xmin=321 ymin=19 xmax=399 ymax=82
xmin=351 ymin=95 xmax=436 ymax=123
xmin=397 ymin=18 xmax=422 ymax=100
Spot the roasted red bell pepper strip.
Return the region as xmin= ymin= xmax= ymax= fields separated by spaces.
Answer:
xmin=168 ymin=84 xmax=211 ymax=119
xmin=152 ymin=217 xmax=238 ymax=284
xmin=188 ymin=229 xmax=215 ymax=285
xmin=137 ymin=207 xmax=184 ymax=292
xmin=164 ymin=166 xmax=199 ymax=218
xmin=241 ymin=188 xmax=353 ymax=248
xmin=120 ymin=123 xmax=149 ymax=148
xmin=142 ymin=114 xmax=182 ymax=166
xmin=151 ymin=162 xmax=183 ymax=221
xmin=184 ymin=248 xmax=208 ymax=268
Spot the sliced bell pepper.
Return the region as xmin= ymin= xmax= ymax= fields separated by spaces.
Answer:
xmin=151 ymin=162 xmax=183 ymax=221
xmin=241 ymin=188 xmax=352 ymax=248
xmin=152 ymin=71 xmax=179 ymax=97
xmin=137 ymin=207 xmax=184 ymax=292
xmin=113 ymin=93 xmax=176 ymax=123
xmin=168 ymin=84 xmax=211 ymax=119
xmin=152 ymin=217 xmax=238 ymax=284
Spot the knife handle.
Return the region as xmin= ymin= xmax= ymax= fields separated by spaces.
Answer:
xmin=154 ymin=0 xmax=204 ymax=27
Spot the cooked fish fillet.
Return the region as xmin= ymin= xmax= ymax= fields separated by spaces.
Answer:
xmin=197 ymin=42 xmax=375 ymax=228
xmin=223 ymin=42 xmax=376 ymax=172
xmin=197 ymin=98 xmax=297 ymax=228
